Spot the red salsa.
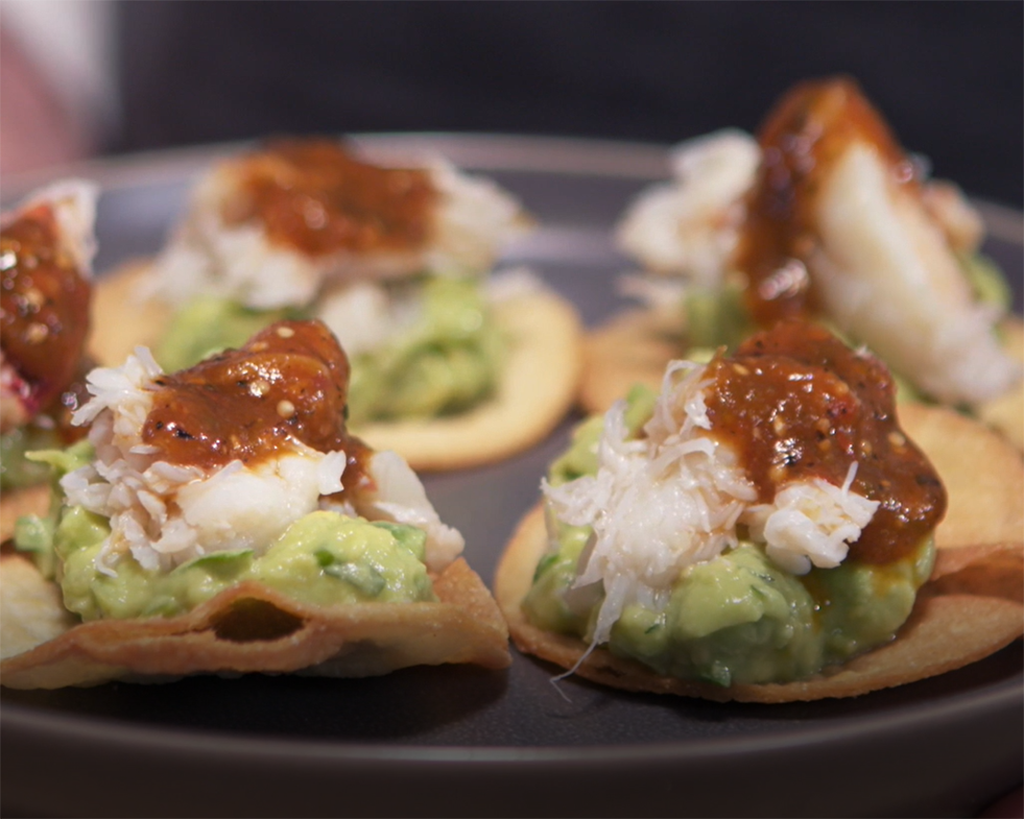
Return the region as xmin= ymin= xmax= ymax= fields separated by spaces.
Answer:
xmin=142 ymin=320 xmax=372 ymax=495
xmin=1 ymin=203 xmax=92 ymax=430
xmin=703 ymin=321 xmax=946 ymax=564
xmin=735 ymin=77 xmax=920 ymax=327
xmin=220 ymin=138 xmax=438 ymax=257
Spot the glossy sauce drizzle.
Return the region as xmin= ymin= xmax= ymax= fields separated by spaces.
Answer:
xmin=1 ymin=203 xmax=91 ymax=421
xmin=703 ymin=321 xmax=946 ymax=564
xmin=142 ymin=320 xmax=372 ymax=494
xmin=220 ymin=138 xmax=438 ymax=256
xmin=735 ymin=77 xmax=919 ymax=327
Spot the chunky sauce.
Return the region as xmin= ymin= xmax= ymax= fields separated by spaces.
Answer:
xmin=703 ymin=321 xmax=945 ymax=563
xmin=221 ymin=139 xmax=438 ymax=256
xmin=1 ymin=203 xmax=91 ymax=422
xmin=142 ymin=320 xmax=372 ymax=493
xmin=735 ymin=77 xmax=919 ymax=327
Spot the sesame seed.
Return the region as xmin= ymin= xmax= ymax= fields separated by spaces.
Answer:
xmin=277 ymin=400 xmax=296 ymax=419
xmin=249 ymin=378 xmax=271 ymax=397
xmin=25 ymin=322 xmax=48 ymax=344
xmin=276 ymin=326 xmax=295 ymax=338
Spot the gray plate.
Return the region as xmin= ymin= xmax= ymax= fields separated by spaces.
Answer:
xmin=2 ymin=135 xmax=1022 ymax=819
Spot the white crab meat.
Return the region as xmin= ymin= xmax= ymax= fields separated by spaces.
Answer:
xmin=616 ymin=130 xmax=760 ymax=289
xmin=63 ymin=348 xmax=347 ymax=574
xmin=350 ymin=450 xmax=465 ymax=574
xmin=544 ymin=359 xmax=878 ymax=646
xmin=810 ymin=143 xmax=1020 ymax=406
xmin=314 ymin=280 xmax=422 ymax=358
xmin=61 ymin=347 xmax=464 ymax=578
xmin=12 ymin=179 xmax=100 ymax=276
xmin=144 ymin=151 xmax=529 ymax=311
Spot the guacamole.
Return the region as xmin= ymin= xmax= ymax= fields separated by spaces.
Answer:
xmin=523 ymin=387 xmax=937 ymax=687
xmin=17 ymin=446 xmax=437 ymax=622
xmin=153 ymin=274 xmax=503 ymax=425
xmin=1 ymin=423 xmax=63 ymax=491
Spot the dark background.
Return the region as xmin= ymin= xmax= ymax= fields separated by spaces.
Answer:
xmin=114 ymin=0 xmax=1023 ymax=208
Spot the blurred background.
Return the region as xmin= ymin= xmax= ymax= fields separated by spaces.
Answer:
xmin=1 ymin=0 xmax=1021 ymax=208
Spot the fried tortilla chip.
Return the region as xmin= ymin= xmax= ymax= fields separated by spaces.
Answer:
xmin=898 ymin=403 xmax=1024 ymax=549
xmin=494 ymin=404 xmax=1024 ymax=702
xmin=1 ymin=554 xmax=510 ymax=689
xmin=578 ymin=308 xmax=674 ymax=415
xmin=0 ymin=554 xmax=79 ymax=662
xmin=4 ymin=318 xmax=512 ymax=689
xmin=0 ymin=484 xmax=50 ymax=544
xmin=978 ymin=318 xmax=1024 ymax=450
xmin=87 ymin=259 xmax=172 ymax=368
xmin=90 ymin=263 xmax=582 ymax=470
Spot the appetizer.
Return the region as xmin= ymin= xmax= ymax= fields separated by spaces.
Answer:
xmin=496 ymin=321 xmax=1023 ymax=701
xmin=588 ymin=77 xmax=1022 ymax=447
xmin=1 ymin=181 xmax=99 ymax=541
xmin=1 ymin=320 xmax=510 ymax=689
xmin=91 ymin=138 xmax=582 ymax=470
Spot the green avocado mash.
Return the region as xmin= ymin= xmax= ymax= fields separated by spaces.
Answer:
xmin=16 ymin=447 xmax=436 ymax=621
xmin=961 ymin=251 xmax=1012 ymax=311
xmin=1 ymin=423 xmax=64 ymax=491
xmin=523 ymin=387 xmax=937 ymax=687
xmin=154 ymin=296 xmax=300 ymax=373
xmin=153 ymin=274 xmax=503 ymax=425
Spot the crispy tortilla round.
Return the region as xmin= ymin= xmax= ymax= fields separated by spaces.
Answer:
xmin=494 ymin=403 xmax=1024 ymax=702
xmin=978 ymin=317 xmax=1024 ymax=450
xmin=0 ymin=484 xmax=50 ymax=544
xmin=87 ymin=260 xmax=174 ymax=368
xmin=898 ymin=403 xmax=1024 ymax=549
xmin=495 ymin=505 xmax=1023 ymax=703
xmin=0 ymin=555 xmax=510 ymax=689
xmin=578 ymin=308 xmax=677 ymax=415
xmin=91 ymin=263 xmax=583 ymax=471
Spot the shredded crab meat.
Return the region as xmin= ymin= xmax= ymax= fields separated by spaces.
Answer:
xmin=616 ymin=274 xmax=690 ymax=325
xmin=13 ymin=179 xmax=100 ymax=277
xmin=742 ymin=463 xmax=879 ymax=575
xmin=60 ymin=347 xmax=464 ymax=577
xmin=545 ymin=359 xmax=880 ymax=647
xmin=314 ymin=280 xmax=421 ymax=358
xmin=144 ymin=154 xmax=528 ymax=311
xmin=353 ymin=450 xmax=465 ymax=574
xmin=811 ymin=144 xmax=1021 ymax=405
xmin=424 ymin=158 xmax=530 ymax=277
xmin=63 ymin=350 xmax=348 ymax=574
xmin=616 ymin=130 xmax=760 ymax=289
xmin=617 ymin=123 xmax=1019 ymax=407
